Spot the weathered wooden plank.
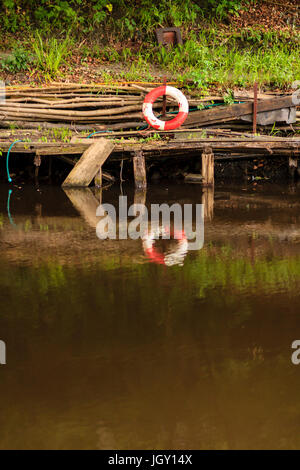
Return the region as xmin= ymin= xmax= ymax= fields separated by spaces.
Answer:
xmin=288 ymin=155 xmax=298 ymax=180
xmin=1 ymin=137 xmax=299 ymax=157
xmin=202 ymin=147 xmax=214 ymax=186
xmin=62 ymin=138 xmax=114 ymax=187
xmin=71 ymin=136 xmax=300 ymax=144
xmin=133 ymin=150 xmax=147 ymax=189
xmin=184 ymin=173 xmax=203 ymax=183
xmin=234 ymin=91 xmax=275 ymax=101
xmin=202 ymin=187 xmax=214 ymax=220
xmin=184 ymin=95 xmax=297 ymax=127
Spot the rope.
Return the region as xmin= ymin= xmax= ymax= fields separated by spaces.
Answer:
xmin=7 ymin=189 xmax=16 ymax=227
xmin=6 ymin=140 xmax=24 ymax=183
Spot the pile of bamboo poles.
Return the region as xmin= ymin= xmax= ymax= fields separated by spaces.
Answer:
xmin=0 ymin=83 xmax=298 ymax=131
xmin=0 ymin=82 xmax=218 ymax=130
xmin=0 ymin=84 xmax=148 ymax=127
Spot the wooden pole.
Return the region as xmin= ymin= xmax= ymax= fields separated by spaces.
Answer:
xmin=184 ymin=173 xmax=203 ymax=183
xmin=62 ymin=138 xmax=114 ymax=187
xmin=133 ymin=150 xmax=147 ymax=189
xmin=34 ymin=153 xmax=41 ymax=186
xmin=133 ymin=189 xmax=146 ymax=207
xmin=202 ymin=187 xmax=214 ymax=220
xmin=162 ymin=76 xmax=167 ymax=117
xmin=253 ymin=82 xmax=258 ymax=134
xmin=202 ymin=146 xmax=214 ymax=186
xmin=288 ymin=154 xmax=298 ymax=181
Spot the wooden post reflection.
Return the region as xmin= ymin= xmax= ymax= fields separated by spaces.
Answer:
xmin=202 ymin=186 xmax=214 ymax=220
xmin=133 ymin=189 xmax=146 ymax=209
xmin=133 ymin=151 xmax=147 ymax=190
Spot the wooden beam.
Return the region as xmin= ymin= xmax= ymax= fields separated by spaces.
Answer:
xmin=133 ymin=150 xmax=147 ymax=189
xmin=133 ymin=189 xmax=146 ymax=207
xmin=184 ymin=95 xmax=297 ymax=127
xmin=202 ymin=147 xmax=214 ymax=186
xmin=62 ymin=138 xmax=114 ymax=187
xmin=288 ymin=155 xmax=298 ymax=180
xmin=184 ymin=173 xmax=203 ymax=183
xmin=253 ymin=82 xmax=258 ymax=134
xmin=202 ymin=187 xmax=214 ymax=220
xmin=1 ymin=136 xmax=299 ymax=157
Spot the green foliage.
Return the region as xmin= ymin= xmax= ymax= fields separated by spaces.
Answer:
xmin=1 ymin=0 xmax=27 ymax=31
xmin=118 ymin=57 xmax=154 ymax=81
xmin=223 ymin=89 xmax=235 ymax=105
xmin=148 ymin=28 xmax=300 ymax=88
xmin=0 ymin=1 xmax=271 ymax=35
xmin=0 ymin=0 xmax=205 ymax=34
xmin=113 ymin=0 xmax=202 ymax=38
xmin=0 ymin=0 xmax=113 ymax=32
xmin=0 ymin=45 xmax=32 ymax=72
xmin=102 ymin=45 xmax=121 ymax=63
xmin=32 ymin=31 xmax=72 ymax=77
xmin=1 ymin=1 xmax=299 ymax=89
xmin=207 ymin=0 xmax=245 ymax=19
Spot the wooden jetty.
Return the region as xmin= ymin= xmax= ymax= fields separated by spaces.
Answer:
xmin=0 ymin=83 xmax=299 ymax=187
xmin=0 ymin=133 xmax=299 ymax=188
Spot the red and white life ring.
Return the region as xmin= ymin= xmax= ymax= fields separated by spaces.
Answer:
xmin=142 ymin=86 xmax=189 ymax=130
xmin=142 ymin=226 xmax=188 ymax=266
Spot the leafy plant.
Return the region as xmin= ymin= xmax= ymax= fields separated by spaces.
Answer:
xmin=102 ymin=45 xmax=120 ymax=63
xmin=1 ymin=46 xmax=32 ymax=72
xmin=32 ymin=31 xmax=72 ymax=77
xmin=51 ymin=127 xmax=73 ymax=142
xmin=207 ymin=0 xmax=245 ymax=19
xmin=270 ymin=122 xmax=280 ymax=136
xmin=224 ymin=89 xmax=235 ymax=105
xmin=121 ymin=47 xmax=132 ymax=62
xmin=1 ymin=0 xmax=28 ymax=31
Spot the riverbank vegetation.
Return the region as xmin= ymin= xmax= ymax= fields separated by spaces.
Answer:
xmin=0 ymin=1 xmax=299 ymax=90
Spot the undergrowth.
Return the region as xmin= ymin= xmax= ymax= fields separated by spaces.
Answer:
xmin=0 ymin=1 xmax=299 ymax=89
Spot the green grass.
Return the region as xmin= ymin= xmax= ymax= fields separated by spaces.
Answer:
xmin=145 ymin=29 xmax=300 ymax=89
xmin=1 ymin=24 xmax=299 ymax=89
xmin=32 ymin=32 xmax=72 ymax=78
xmin=96 ymin=26 xmax=300 ymax=89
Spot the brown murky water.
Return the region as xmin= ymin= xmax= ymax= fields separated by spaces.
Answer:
xmin=0 ymin=182 xmax=300 ymax=450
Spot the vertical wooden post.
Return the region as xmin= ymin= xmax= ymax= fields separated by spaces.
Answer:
xmin=162 ymin=76 xmax=167 ymax=117
xmin=253 ymin=81 xmax=258 ymax=134
xmin=134 ymin=189 xmax=146 ymax=208
xmin=288 ymin=154 xmax=298 ymax=181
xmin=34 ymin=152 xmax=41 ymax=186
xmin=202 ymin=146 xmax=214 ymax=187
xmin=133 ymin=150 xmax=147 ymax=190
xmin=202 ymin=187 xmax=214 ymax=220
